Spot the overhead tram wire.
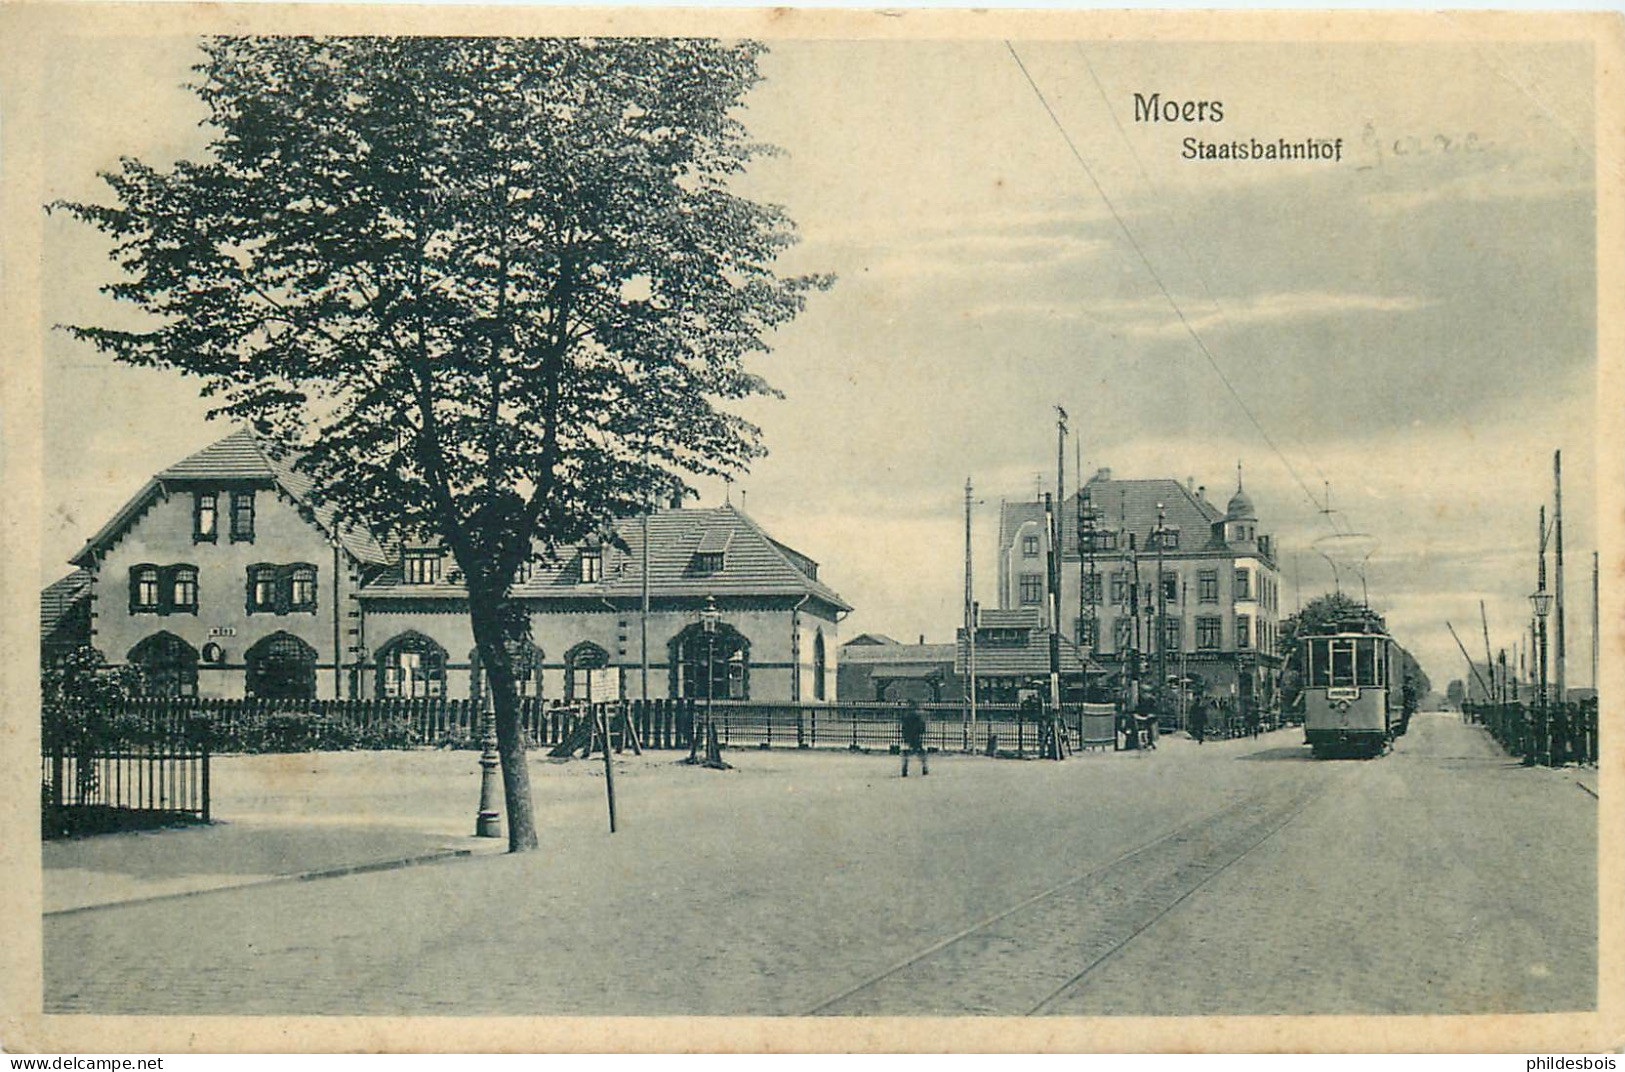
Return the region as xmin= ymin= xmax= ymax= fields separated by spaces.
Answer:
xmin=1072 ymin=43 xmax=1340 ymax=511
xmin=1003 ymin=41 xmax=1331 ymax=527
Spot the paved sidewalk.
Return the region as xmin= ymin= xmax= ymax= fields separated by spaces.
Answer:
xmin=44 ymin=818 xmax=506 ymax=913
xmin=43 ymin=748 xmax=523 ymax=913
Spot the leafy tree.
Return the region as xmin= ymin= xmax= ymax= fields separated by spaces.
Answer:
xmin=1278 ymin=591 xmax=1430 ymax=708
xmin=52 ymin=36 xmax=829 ymax=851
xmin=43 ymin=645 xmax=141 ymax=707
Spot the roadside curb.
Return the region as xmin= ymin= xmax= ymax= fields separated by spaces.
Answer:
xmin=46 ymin=845 xmax=486 ymax=918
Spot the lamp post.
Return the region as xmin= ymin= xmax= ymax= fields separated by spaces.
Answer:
xmin=1531 ymin=586 xmax=1552 ymax=766
xmin=687 ymin=594 xmax=720 ymax=764
xmin=475 ymin=664 xmax=502 ymax=838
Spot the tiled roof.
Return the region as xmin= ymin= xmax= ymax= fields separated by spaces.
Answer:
xmin=978 ymin=608 xmax=1043 ymax=630
xmin=73 ymin=429 xmax=391 ymax=569
xmin=157 ymin=428 xmax=274 ymax=480
xmin=1002 ymin=474 xmax=1233 ymax=560
xmin=362 ymin=503 xmax=852 ymax=612
xmin=40 ymin=569 xmax=92 ymax=631
xmin=840 ymin=642 xmax=957 ymax=667
xmin=955 ymin=629 xmax=1099 ymax=676
xmin=1070 ymin=475 xmax=1225 ymax=554
xmin=843 ymin=633 xmax=900 ymax=647
xmin=68 ymin=430 xmax=850 ymax=612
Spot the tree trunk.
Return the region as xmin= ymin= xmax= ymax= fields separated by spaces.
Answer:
xmin=468 ymin=591 xmax=539 ymax=852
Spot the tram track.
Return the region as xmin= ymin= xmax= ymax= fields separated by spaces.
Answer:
xmin=806 ymin=773 xmax=1328 ymax=1017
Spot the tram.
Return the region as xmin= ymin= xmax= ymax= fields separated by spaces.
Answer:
xmin=1300 ymin=618 xmax=1398 ymax=758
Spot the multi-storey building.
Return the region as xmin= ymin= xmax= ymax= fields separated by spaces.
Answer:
xmin=46 ymin=428 xmax=849 ymax=704
xmin=996 ymin=466 xmax=1283 ymax=710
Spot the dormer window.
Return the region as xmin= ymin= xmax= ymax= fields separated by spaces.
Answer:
xmin=691 ymin=526 xmax=732 ymax=576
xmin=194 ymin=492 xmax=218 ymax=543
xmin=403 ymin=550 xmax=441 ymax=585
xmin=580 ymin=549 xmax=603 ymax=584
xmin=1022 ymin=534 xmax=1039 ymax=557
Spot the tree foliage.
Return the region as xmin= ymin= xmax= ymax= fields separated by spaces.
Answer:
xmin=1278 ymin=591 xmax=1430 ymax=707
xmin=53 ymin=36 xmax=829 ymax=849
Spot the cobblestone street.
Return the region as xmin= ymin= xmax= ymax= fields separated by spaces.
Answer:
xmin=45 ymin=713 xmax=1595 ymax=1016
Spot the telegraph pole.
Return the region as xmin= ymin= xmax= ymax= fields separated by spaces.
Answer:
xmin=1079 ymin=486 xmax=1098 ymax=698
xmin=1554 ymin=450 xmax=1566 ymax=704
xmin=965 ymin=478 xmax=977 ymax=750
xmin=1045 ymin=492 xmax=1062 ymax=713
xmin=1128 ymin=531 xmax=1142 ymax=711
xmin=1538 ymin=505 xmax=1550 ymax=705
xmin=1592 ymin=550 xmax=1600 ymax=691
xmin=1154 ymin=502 xmax=1168 ymax=720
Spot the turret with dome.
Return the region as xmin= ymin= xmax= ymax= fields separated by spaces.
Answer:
xmin=1224 ymin=462 xmax=1259 ymax=549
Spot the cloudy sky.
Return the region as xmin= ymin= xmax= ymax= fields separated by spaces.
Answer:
xmin=33 ymin=27 xmax=1600 ymax=689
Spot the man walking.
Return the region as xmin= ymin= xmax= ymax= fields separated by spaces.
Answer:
xmin=901 ymin=700 xmax=929 ymax=776
xmin=1189 ymin=696 xmax=1208 ymax=745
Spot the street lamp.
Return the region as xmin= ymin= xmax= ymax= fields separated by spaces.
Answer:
xmin=1531 ymin=587 xmax=1552 ymax=765
xmin=475 ymin=659 xmax=502 ymax=838
xmin=687 ymin=595 xmax=721 ymax=763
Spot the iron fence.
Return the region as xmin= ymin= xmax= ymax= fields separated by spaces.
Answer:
xmin=1462 ymin=699 xmax=1598 ymax=766
xmin=42 ymin=701 xmax=211 ymax=838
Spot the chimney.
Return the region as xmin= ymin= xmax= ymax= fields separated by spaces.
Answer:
xmin=669 ymin=493 xmax=683 ymax=509
xmin=1095 ymin=467 xmax=1112 ymax=482
xmin=1187 ymin=476 xmax=1195 ymax=493
xmin=1197 ymin=485 xmax=1206 ymax=502
xmin=918 ymin=634 xmax=925 ymax=645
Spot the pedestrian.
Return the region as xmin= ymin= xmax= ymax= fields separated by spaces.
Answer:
xmin=900 ymin=700 xmax=929 ymax=777
xmin=1189 ymin=697 xmax=1208 ymax=745
xmin=1245 ymin=704 xmax=1261 ymax=739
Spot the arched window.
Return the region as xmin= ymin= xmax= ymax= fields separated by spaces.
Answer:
xmin=470 ymin=641 xmax=543 ymax=708
xmin=246 ymin=631 xmax=318 ymax=700
xmin=669 ymin=622 xmax=750 ymax=701
xmin=564 ymin=641 xmax=615 ymax=703
xmin=128 ymin=631 xmax=199 ymax=698
xmin=376 ymin=631 xmax=447 ymax=699
xmin=813 ymin=629 xmax=827 ymax=701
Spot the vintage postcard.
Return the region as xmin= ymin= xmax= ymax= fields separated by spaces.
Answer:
xmin=1 ymin=4 xmax=1621 ymax=1054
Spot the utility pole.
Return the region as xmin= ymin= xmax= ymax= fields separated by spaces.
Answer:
xmin=1045 ymin=492 xmax=1062 ymax=714
xmin=641 ymin=505 xmax=651 ymax=702
xmin=1446 ymin=620 xmax=1493 ymax=702
xmin=1480 ymin=600 xmax=1495 ymax=701
xmin=1593 ymin=550 xmax=1600 ymax=690
xmin=1128 ymin=531 xmax=1142 ymax=712
xmin=1554 ymin=450 xmax=1566 ymax=704
xmin=1538 ymin=505 xmax=1550 ymax=706
xmin=1079 ymin=486 xmax=1098 ymax=699
xmin=965 ymin=478 xmax=977 ymax=751
xmin=1154 ymin=502 xmax=1168 ymax=722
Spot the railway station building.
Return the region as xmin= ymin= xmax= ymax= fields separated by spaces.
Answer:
xmin=42 ymin=428 xmax=850 ymax=705
xmin=994 ymin=467 xmax=1284 ymax=711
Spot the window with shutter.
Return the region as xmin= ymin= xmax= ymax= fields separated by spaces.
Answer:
xmin=273 ymin=565 xmax=293 ymax=614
